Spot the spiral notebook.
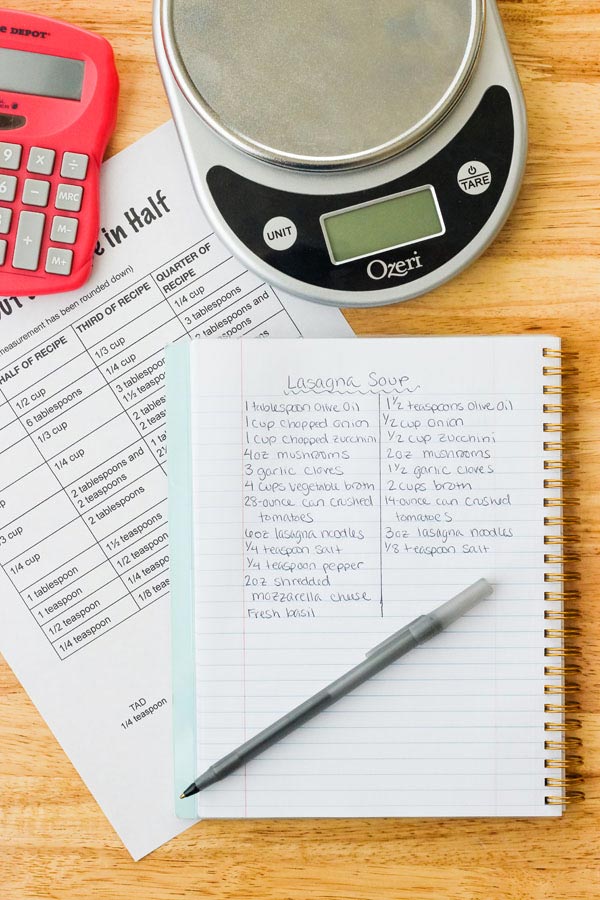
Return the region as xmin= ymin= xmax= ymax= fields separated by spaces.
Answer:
xmin=167 ymin=335 xmax=581 ymax=819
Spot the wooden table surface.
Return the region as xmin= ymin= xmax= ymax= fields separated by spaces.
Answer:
xmin=1 ymin=2 xmax=599 ymax=898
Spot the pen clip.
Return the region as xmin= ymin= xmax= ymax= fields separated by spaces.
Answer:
xmin=365 ymin=624 xmax=410 ymax=657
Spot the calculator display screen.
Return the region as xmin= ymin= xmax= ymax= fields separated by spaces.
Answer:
xmin=0 ymin=48 xmax=85 ymax=101
xmin=322 ymin=187 xmax=445 ymax=264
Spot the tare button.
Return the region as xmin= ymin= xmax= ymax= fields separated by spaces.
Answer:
xmin=457 ymin=161 xmax=492 ymax=195
xmin=263 ymin=216 xmax=297 ymax=251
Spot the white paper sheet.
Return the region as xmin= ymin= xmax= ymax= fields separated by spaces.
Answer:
xmin=188 ymin=337 xmax=564 ymax=818
xmin=0 ymin=122 xmax=352 ymax=859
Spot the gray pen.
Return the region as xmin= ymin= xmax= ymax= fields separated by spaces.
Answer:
xmin=180 ymin=578 xmax=493 ymax=798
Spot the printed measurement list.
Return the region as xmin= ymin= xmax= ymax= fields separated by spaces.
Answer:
xmin=0 ymin=121 xmax=351 ymax=859
xmin=0 ymin=239 xmax=308 ymax=660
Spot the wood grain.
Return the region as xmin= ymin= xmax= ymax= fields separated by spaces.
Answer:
xmin=1 ymin=1 xmax=599 ymax=898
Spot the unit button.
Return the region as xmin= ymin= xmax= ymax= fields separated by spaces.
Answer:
xmin=457 ymin=161 xmax=492 ymax=195
xmin=263 ymin=216 xmax=297 ymax=251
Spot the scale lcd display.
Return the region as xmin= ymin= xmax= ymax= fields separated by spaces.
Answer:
xmin=0 ymin=48 xmax=85 ymax=101
xmin=322 ymin=186 xmax=445 ymax=264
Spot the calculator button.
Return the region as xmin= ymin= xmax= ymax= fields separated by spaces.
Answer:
xmin=51 ymin=215 xmax=79 ymax=245
xmin=61 ymin=152 xmax=89 ymax=180
xmin=23 ymin=179 xmax=51 ymax=208
xmin=0 ymin=174 xmax=17 ymax=202
xmin=0 ymin=240 xmax=6 ymax=265
xmin=45 ymin=247 xmax=73 ymax=276
xmin=13 ymin=211 xmax=45 ymax=270
xmin=56 ymin=183 xmax=83 ymax=212
xmin=27 ymin=147 xmax=56 ymax=176
xmin=0 ymin=207 xmax=12 ymax=234
xmin=0 ymin=142 xmax=22 ymax=170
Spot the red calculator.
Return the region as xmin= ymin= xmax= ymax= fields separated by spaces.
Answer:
xmin=0 ymin=10 xmax=118 ymax=296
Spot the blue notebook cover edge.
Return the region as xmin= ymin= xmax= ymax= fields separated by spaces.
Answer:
xmin=166 ymin=340 xmax=198 ymax=819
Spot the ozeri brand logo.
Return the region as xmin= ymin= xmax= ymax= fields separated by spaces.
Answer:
xmin=0 ymin=24 xmax=51 ymax=39
xmin=367 ymin=251 xmax=424 ymax=280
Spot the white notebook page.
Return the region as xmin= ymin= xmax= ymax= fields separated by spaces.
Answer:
xmin=189 ymin=336 xmax=563 ymax=817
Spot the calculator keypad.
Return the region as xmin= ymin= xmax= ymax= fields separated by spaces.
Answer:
xmin=0 ymin=141 xmax=90 ymax=276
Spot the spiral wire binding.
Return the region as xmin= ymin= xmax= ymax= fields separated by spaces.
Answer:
xmin=542 ymin=348 xmax=584 ymax=805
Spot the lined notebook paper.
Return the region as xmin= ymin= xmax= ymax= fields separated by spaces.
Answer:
xmin=167 ymin=336 xmax=565 ymax=819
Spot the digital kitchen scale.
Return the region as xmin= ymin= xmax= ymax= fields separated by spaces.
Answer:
xmin=154 ymin=0 xmax=527 ymax=308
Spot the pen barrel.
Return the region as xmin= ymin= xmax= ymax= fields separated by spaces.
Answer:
xmin=192 ymin=582 xmax=492 ymax=791
xmin=328 ymin=616 xmax=440 ymax=699
xmin=213 ymin=689 xmax=335 ymax=779
xmin=213 ymin=617 xmax=442 ymax=780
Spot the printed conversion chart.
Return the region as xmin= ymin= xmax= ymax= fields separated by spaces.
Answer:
xmin=0 ymin=123 xmax=350 ymax=859
xmin=0 ymin=239 xmax=311 ymax=660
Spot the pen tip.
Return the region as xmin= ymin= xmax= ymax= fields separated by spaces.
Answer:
xmin=180 ymin=781 xmax=200 ymax=798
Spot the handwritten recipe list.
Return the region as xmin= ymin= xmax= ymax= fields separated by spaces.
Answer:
xmin=241 ymin=374 xmax=504 ymax=618
xmin=188 ymin=337 xmax=558 ymax=818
